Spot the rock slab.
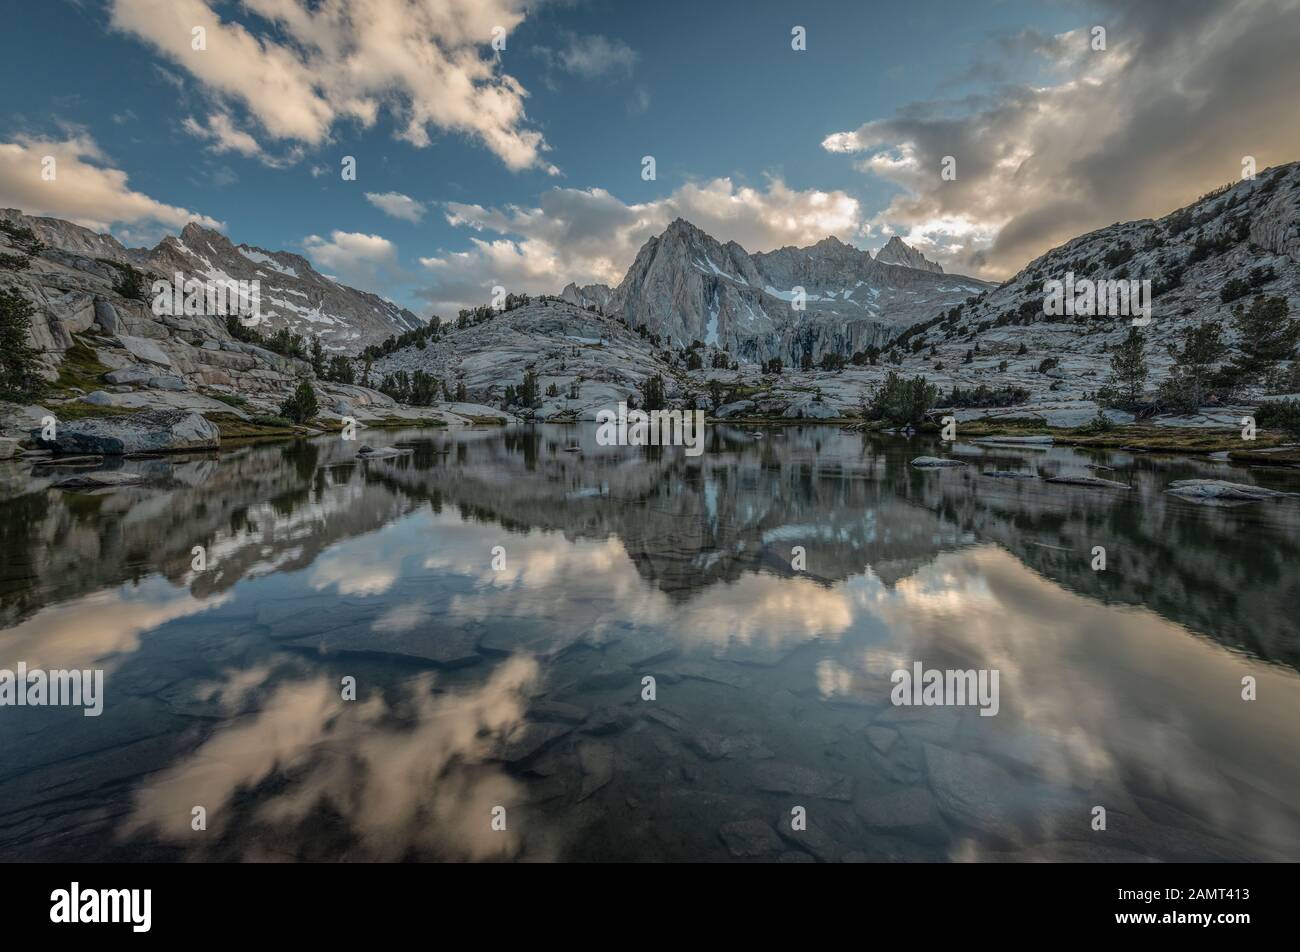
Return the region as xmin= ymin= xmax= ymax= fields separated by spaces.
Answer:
xmin=33 ymin=409 xmax=219 ymax=456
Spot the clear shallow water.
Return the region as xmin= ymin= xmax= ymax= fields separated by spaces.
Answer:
xmin=1 ymin=424 xmax=1299 ymax=862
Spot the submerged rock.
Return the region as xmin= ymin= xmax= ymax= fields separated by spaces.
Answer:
xmin=777 ymin=822 xmax=845 ymax=862
xmin=0 ymin=437 xmax=18 ymax=460
xmin=855 ymin=787 xmax=948 ymax=843
xmin=865 ymin=726 xmax=899 ymax=755
xmin=496 ymin=722 xmax=573 ymax=764
xmin=982 ymin=470 xmax=1038 ymax=480
xmin=1044 ymin=474 xmax=1129 ymax=489
xmin=751 ymin=761 xmax=853 ymax=801
xmin=33 ymin=409 xmax=219 ymax=456
xmin=972 ymin=435 xmax=1054 ymax=445
xmin=576 ymin=740 xmax=615 ymax=801
xmin=1165 ymin=479 xmax=1296 ymax=501
xmin=356 ymin=444 xmax=413 ymax=460
xmin=290 ymin=623 xmax=482 ymax=667
xmin=530 ymin=700 xmax=588 ymax=724
xmin=53 ymin=471 xmax=143 ymax=489
xmin=923 ymin=744 xmax=1032 ymax=847
xmin=33 ymin=454 xmax=105 ymax=467
xmin=911 ymin=456 xmax=967 ymax=468
xmin=718 ymin=819 xmax=784 ymax=857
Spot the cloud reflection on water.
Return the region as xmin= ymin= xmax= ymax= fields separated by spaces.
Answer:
xmin=123 ymin=656 xmax=543 ymax=861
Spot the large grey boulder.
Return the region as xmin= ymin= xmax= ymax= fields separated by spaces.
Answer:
xmin=93 ymin=297 xmax=119 ymax=334
xmin=781 ymin=395 xmax=841 ymax=419
xmin=714 ymin=399 xmax=756 ymax=419
xmin=117 ymin=335 xmax=174 ymax=369
xmin=104 ymin=367 xmax=154 ymax=385
xmin=79 ymin=390 xmax=115 ymax=406
xmin=32 ymin=409 xmax=219 ymax=455
xmin=147 ymin=375 xmax=188 ymax=391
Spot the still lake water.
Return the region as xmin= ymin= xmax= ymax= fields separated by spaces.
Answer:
xmin=2 ymin=424 xmax=1299 ymax=862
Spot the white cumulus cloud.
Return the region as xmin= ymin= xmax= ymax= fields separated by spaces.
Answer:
xmin=303 ymin=229 xmax=404 ymax=292
xmin=0 ymin=133 xmax=220 ymax=234
xmin=821 ymin=0 xmax=1300 ymax=278
xmin=109 ymin=0 xmax=556 ymax=173
xmin=416 ymin=176 xmax=863 ymax=314
xmin=365 ymin=191 xmax=427 ymax=223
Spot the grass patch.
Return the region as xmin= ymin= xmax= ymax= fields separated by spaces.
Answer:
xmin=372 ymin=415 xmax=450 ymax=428
xmin=711 ymin=415 xmax=860 ymax=427
xmin=207 ymin=412 xmax=296 ymax=440
xmin=205 ymin=392 xmax=250 ymax=410
xmin=1056 ymin=425 xmax=1287 ymax=454
xmin=1227 ymin=446 xmax=1300 ymax=466
xmin=956 ymin=418 xmax=1053 ymax=436
xmin=50 ymin=335 xmax=112 ymax=396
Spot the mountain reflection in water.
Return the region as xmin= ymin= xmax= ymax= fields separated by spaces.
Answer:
xmin=1 ymin=424 xmax=1298 ymax=861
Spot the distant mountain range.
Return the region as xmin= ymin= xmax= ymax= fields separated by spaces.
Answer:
xmin=4 ymin=159 xmax=1297 ymax=431
xmin=0 ymin=211 xmax=423 ymax=351
xmin=561 ymin=218 xmax=990 ymax=364
xmin=2 ymin=206 xmax=982 ymax=365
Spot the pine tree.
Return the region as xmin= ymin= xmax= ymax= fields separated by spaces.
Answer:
xmin=327 ymin=354 xmax=355 ymax=385
xmin=1109 ymin=326 xmax=1149 ymax=406
xmin=638 ymin=374 xmax=666 ymax=411
xmin=410 ymin=370 xmax=439 ymax=405
xmin=110 ymin=262 xmax=148 ymax=302
xmin=279 ymin=380 xmax=319 ymax=423
xmin=1159 ymin=322 xmax=1226 ymax=411
xmin=0 ymin=288 xmax=43 ymax=400
xmin=310 ymin=338 xmax=326 ymax=378
xmin=518 ymin=370 xmax=540 ymax=408
xmin=1232 ymin=295 xmax=1297 ymax=379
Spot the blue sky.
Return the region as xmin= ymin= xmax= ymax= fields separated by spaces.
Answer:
xmin=3 ymin=0 xmax=1297 ymax=316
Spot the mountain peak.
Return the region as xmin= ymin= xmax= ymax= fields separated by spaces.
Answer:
xmin=179 ymin=220 xmax=225 ymax=242
xmin=875 ymin=235 xmax=944 ymax=273
xmin=664 ymin=217 xmax=703 ymax=238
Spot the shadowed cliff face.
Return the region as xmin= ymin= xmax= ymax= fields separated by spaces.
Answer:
xmin=1 ymin=425 xmax=1298 ymax=861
